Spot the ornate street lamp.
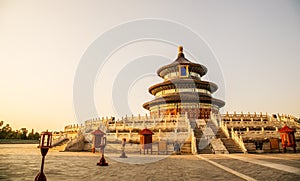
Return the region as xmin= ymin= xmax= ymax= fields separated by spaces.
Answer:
xmin=120 ymin=138 xmax=127 ymax=158
xmin=97 ymin=134 xmax=108 ymax=166
xmin=35 ymin=131 xmax=52 ymax=181
xmin=91 ymin=129 xmax=108 ymax=166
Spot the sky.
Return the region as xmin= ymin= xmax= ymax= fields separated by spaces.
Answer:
xmin=0 ymin=0 xmax=300 ymax=132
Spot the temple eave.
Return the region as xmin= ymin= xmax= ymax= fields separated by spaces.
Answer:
xmin=148 ymin=79 xmax=218 ymax=95
xmin=143 ymin=94 xmax=225 ymax=110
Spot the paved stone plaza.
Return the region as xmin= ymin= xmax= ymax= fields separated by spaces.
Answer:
xmin=93 ymin=153 xmax=300 ymax=180
xmin=1 ymin=144 xmax=299 ymax=181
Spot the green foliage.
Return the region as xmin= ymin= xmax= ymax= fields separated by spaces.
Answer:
xmin=28 ymin=132 xmax=40 ymax=140
xmin=0 ymin=121 xmax=39 ymax=140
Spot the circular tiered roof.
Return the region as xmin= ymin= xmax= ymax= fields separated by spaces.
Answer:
xmin=157 ymin=47 xmax=207 ymax=78
xmin=142 ymin=92 xmax=225 ymax=110
xmin=148 ymin=79 xmax=218 ymax=95
xmin=143 ymin=46 xmax=225 ymax=111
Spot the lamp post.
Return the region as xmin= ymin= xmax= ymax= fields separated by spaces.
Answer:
xmin=91 ymin=129 xmax=108 ymax=166
xmin=120 ymin=138 xmax=127 ymax=158
xmin=35 ymin=131 xmax=52 ymax=181
xmin=97 ymin=135 xmax=108 ymax=166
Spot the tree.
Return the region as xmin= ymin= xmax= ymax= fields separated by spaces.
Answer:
xmin=0 ymin=123 xmax=12 ymax=139
xmin=34 ymin=132 xmax=40 ymax=140
xmin=0 ymin=121 xmax=39 ymax=140
xmin=20 ymin=128 xmax=28 ymax=139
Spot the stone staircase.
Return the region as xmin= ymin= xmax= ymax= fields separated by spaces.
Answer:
xmin=52 ymin=137 xmax=70 ymax=151
xmin=65 ymin=135 xmax=85 ymax=151
xmin=197 ymin=139 xmax=212 ymax=154
xmin=216 ymin=128 xmax=227 ymax=138
xmin=180 ymin=141 xmax=192 ymax=154
xmin=193 ymin=124 xmax=212 ymax=154
xmin=216 ymin=128 xmax=243 ymax=153
xmin=52 ymin=137 xmax=69 ymax=147
xmin=52 ymin=141 xmax=69 ymax=151
xmin=221 ymin=138 xmax=244 ymax=153
xmin=192 ymin=119 xmax=244 ymax=154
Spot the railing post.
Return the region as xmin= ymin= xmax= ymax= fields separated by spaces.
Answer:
xmin=158 ymin=129 xmax=161 ymax=141
xmin=164 ymin=118 xmax=167 ymax=128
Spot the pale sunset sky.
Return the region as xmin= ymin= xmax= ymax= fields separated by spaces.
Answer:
xmin=0 ymin=0 xmax=299 ymax=132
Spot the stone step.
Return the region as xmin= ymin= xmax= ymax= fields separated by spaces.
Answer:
xmin=180 ymin=141 xmax=192 ymax=154
xmin=52 ymin=138 xmax=70 ymax=147
xmin=52 ymin=142 xmax=69 ymax=151
xmin=216 ymin=129 xmax=227 ymax=138
xmin=221 ymin=138 xmax=243 ymax=153
xmin=198 ymin=149 xmax=212 ymax=154
xmin=193 ymin=128 xmax=203 ymax=138
xmin=197 ymin=144 xmax=212 ymax=154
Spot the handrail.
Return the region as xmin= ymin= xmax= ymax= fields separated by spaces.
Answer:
xmin=190 ymin=130 xmax=197 ymax=154
xmin=220 ymin=123 xmax=230 ymax=138
xmin=52 ymin=135 xmax=69 ymax=147
xmin=231 ymin=131 xmax=247 ymax=153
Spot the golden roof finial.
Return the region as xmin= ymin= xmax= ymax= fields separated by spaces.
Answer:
xmin=178 ymin=46 xmax=183 ymax=54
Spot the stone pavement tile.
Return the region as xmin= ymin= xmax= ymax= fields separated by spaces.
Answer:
xmin=7 ymin=147 xmax=300 ymax=181
xmin=242 ymin=153 xmax=300 ymax=161
xmin=90 ymin=155 xmax=243 ymax=181
xmin=209 ymin=156 xmax=300 ymax=181
xmin=256 ymin=159 xmax=300 ymax=168
xmin=226 ymin=154 xmax=300 ymax=175
xmin=259 ymin=153 xmax=300 ymax=160
xmin=246 ymin=153 xmax=300 ymax=168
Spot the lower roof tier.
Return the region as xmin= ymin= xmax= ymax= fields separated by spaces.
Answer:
xmin=148 ymin=78 xmax=218 ymax=95
xmin=143 ymin=92 xmax=225 ymax=110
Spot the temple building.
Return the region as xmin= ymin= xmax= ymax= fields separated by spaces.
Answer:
xmin=53 ymin=46 xmax=300 ymax=154
xmin=143 ymin=46 xmax=225 ymax=119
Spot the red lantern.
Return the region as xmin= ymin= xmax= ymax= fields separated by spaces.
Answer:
xmin=278 ymin=125 xmax=296 ymax=153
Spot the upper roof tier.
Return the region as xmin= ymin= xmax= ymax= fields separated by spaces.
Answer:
xmin=157 ymin=46 xmax=208 ymax=78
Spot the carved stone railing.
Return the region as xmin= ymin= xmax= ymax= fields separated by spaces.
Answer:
xmin=64 ymin=124 xmax=84 ymax=133
xmin=224 ymin=120 xmax=283 ymax=128
xmin=231 ymin=131 xmax=247 ymax=153
xmin=222 ymin=112 xmax=269 ymax=120
xmin=84 ymin=113 xmax=190 ymax=132
xmin=64 ymin=133 xmax=85 ymax=151
xmin=52 ymin=134 xmax=69 ymax=147
xmin=220 ymin=123 xmax=230 ymax=138
xmin=190 ymin=129 xmax=197 ymax=154
xmin=277 ymin=113 xmax=300 ymax=129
